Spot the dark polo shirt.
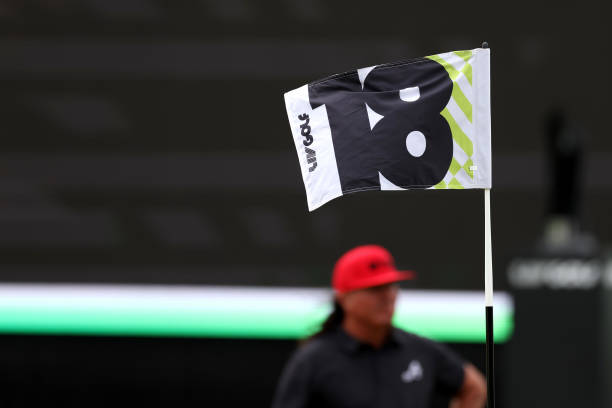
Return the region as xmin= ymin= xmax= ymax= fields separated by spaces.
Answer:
xmin=272 ymin=327 xmax=465 ymax=408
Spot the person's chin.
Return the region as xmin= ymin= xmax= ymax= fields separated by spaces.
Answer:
xmin=374 ymin=314 xmax=394 ymax=327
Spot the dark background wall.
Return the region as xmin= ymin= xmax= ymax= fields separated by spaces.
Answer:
xmin=0 ymin=1 xmax=610 ymax=407
xmin=1 ymin=1 xmax=610 ymax=289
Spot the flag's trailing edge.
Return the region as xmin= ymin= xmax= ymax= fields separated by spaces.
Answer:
xmin=284 ymin=48 xmax=491 ymax=211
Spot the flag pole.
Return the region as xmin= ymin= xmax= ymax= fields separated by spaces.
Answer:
xmin=484 ymin=187 xmax=495 ymax=408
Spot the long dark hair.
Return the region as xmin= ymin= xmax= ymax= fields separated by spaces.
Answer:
xmin=303 ymin=299 xmax=344 ymax=344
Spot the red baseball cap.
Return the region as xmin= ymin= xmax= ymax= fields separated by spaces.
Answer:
xmin=332 ymin=245 xmax=415 ymax=293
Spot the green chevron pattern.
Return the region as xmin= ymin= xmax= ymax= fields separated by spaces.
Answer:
xmin=427 ymin=50 xmax=476 ymax=189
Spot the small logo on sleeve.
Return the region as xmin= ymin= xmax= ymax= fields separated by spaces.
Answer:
xmin=298 ymin=113 xmax=317 ymax=172
xmin=401 ymin=360 xmax=423 ymax=383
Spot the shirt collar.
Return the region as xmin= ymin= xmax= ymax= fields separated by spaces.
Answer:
xmin=335 ymin=326 xmax=403 ymax=354
xmin=388 ymin=327 xmax=405 ymax=346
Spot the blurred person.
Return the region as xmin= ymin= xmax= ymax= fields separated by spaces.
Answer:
xmin=272 ymin=245 xmax=486 ymax=408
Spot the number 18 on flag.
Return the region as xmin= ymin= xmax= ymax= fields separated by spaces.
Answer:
xmin=284 ymin=48 xmax=491 ymax=211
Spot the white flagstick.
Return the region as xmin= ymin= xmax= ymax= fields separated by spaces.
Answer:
xmin=484 ymin=188 xmax=495 ymax=408
xmin=485 ymin=188 xmax=493 ymax=306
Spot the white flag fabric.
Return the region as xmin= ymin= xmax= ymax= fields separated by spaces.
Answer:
xmin=284 ymin=48 xmax=491 ymax=211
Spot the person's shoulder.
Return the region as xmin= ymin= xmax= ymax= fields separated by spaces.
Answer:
xmin=290 ymin=332 xmax=342 ymax=363
xmin=392 ymin=327 xmax=465 ymax=363
xmin=392 ymin=326 xmax=435 ymax=345
xmin=392 ymin=327 xmax=451 ymax=352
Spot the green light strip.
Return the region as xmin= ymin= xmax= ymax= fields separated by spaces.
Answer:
xmin=0 ymin=285 xmax=513 ymax=343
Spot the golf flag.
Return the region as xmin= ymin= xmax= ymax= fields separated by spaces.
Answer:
xmin=284 ymin=48 xmax=491 ymax=211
